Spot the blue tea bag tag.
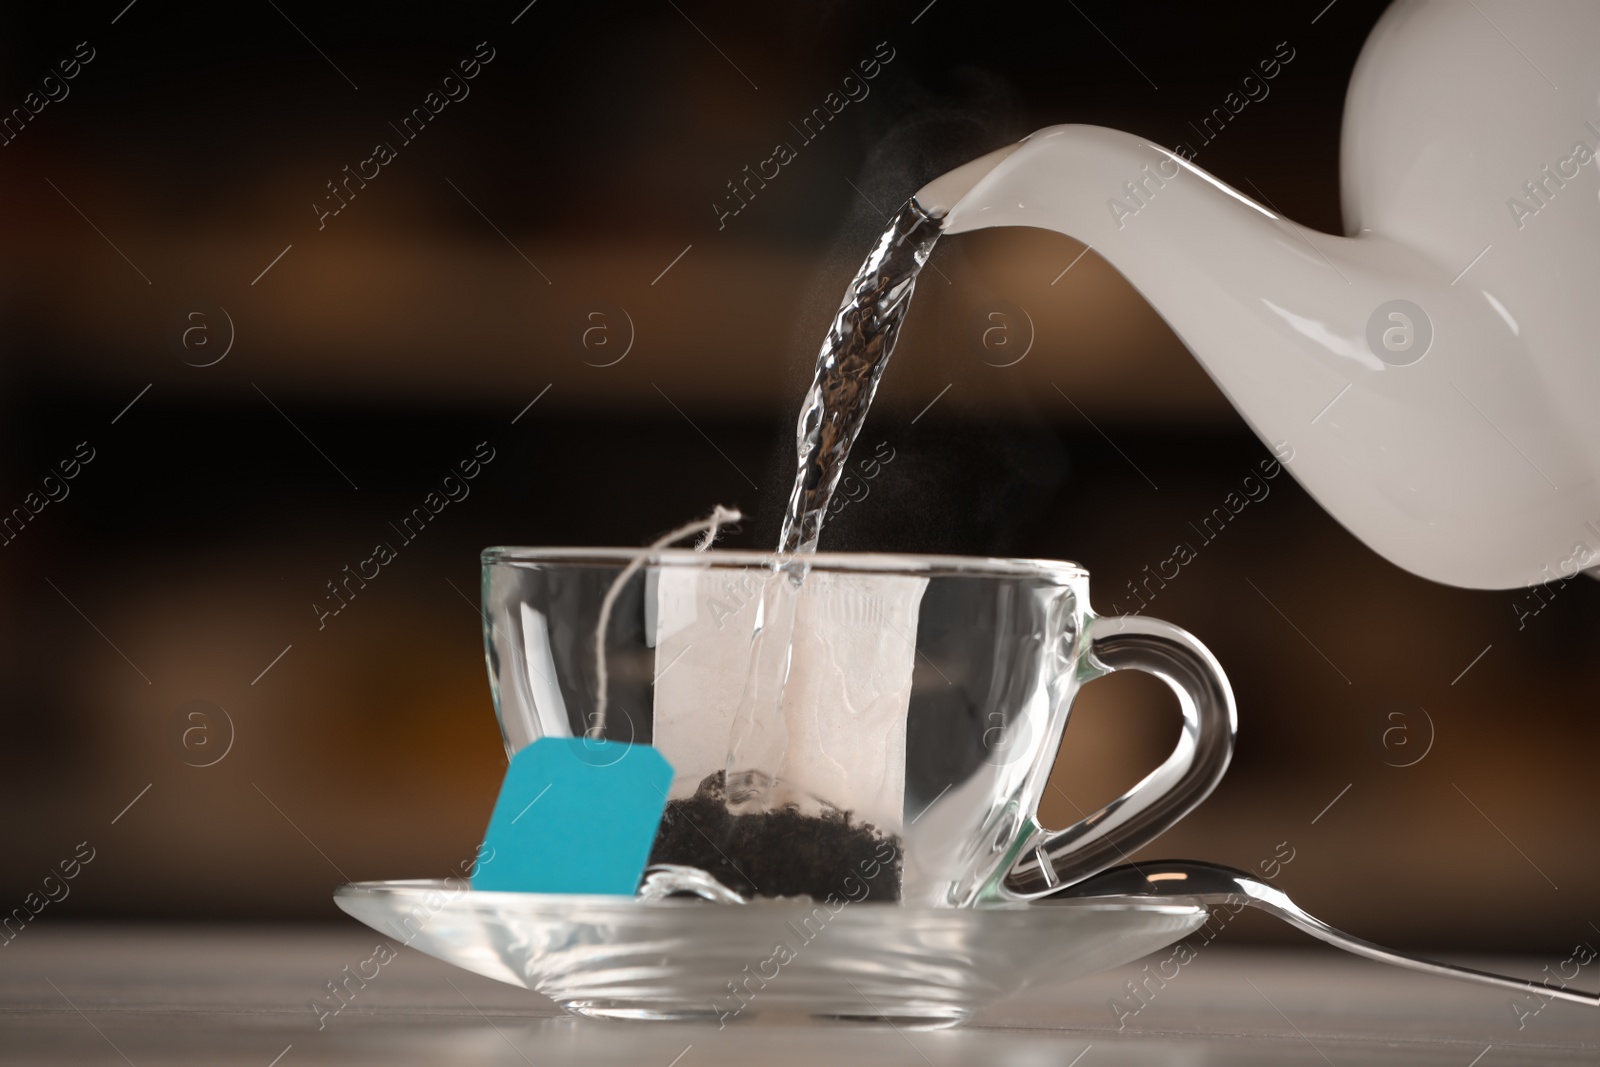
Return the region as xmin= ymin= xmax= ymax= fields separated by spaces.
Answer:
xmin=473 ymin=737 xmax=672 ymax=895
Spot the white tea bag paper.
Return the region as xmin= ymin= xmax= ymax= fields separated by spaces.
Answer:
xmin=652 ymin=567 xmax=928 ymax=834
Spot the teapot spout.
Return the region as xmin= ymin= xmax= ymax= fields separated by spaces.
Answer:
xmin=917 ymin=125 xmax=1597 ymax=590
xmin=916 ymin=124 xmax=1401 ymax=432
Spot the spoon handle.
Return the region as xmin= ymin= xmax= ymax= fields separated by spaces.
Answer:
xmin=1240 ymin=880 xmax=1599 ymax=1008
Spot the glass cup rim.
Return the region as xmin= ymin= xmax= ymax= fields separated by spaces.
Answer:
xmin=481 ymin=546 xmax=1087 ymax=582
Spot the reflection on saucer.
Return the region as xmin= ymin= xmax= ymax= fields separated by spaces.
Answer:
xmin=334 ymin=879 xmax=1205 ymax=1028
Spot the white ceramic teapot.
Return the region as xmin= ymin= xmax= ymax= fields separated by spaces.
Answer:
xmin=916 ymin=0 xmax=1600 ymax=591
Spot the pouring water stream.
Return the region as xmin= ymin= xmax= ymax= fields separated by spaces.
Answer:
xmin=721 ymin=198 xmax=942 ymax=815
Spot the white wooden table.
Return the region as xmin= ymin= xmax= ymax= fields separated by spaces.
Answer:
xmin=3 ymin=925 xmax=1595 ymax=1064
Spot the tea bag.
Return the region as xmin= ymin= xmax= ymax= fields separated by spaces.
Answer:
xmin=650 ymin=564 xmax=927 ymax=898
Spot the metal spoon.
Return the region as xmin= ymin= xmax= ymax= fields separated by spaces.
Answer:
xmin=1049 ymin=860 xmax=1599 ymax=1007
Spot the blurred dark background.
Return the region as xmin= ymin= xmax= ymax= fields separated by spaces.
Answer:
xmin=2 ymin=0 xmax=1596 ymax=951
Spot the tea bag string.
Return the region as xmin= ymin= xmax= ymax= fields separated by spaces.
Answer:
xmin=591 ymin=505 xmax=742 ymax=738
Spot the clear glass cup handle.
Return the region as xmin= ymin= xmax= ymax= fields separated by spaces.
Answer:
xmin=1000 ymin=613 xmax=1237 ymax=899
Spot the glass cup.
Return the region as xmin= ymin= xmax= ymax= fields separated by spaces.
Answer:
xmin=481 ymin=548 xmax=1235 ymax=907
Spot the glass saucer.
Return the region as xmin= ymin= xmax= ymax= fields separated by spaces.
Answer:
xmin=334 ymin=880 xmax=1206 ymax=1027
